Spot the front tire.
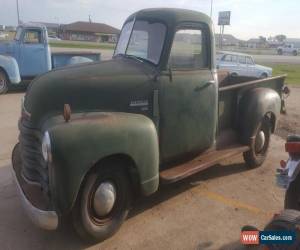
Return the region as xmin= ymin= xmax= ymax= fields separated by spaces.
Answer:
xmin=243 ymin=117 xmax=271 ymax=168
xmin=72 ymin=164 xmax=132 ymax=243
xmin=0 ymin=69 xmax=9 ymax=94
xmin=293 ymin=50 xmax=298 ymax=56
xmin=260 ymin=73 xmax=268 ymax=79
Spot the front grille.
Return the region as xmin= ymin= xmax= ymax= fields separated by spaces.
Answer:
xmin=19 ymin=118 xmax=49 ymax=194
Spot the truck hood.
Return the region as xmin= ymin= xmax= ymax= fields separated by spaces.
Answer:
xmin=0 ymin=40 xmax=16 ymax=55
xmin=24 ymin=57 xmax=157 ymax=127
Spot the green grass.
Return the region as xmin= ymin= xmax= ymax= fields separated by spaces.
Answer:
xmin=49 ymin=40 xmax=115 ymax=50
xmin=265 ymin=64 xmax=300 ymax=85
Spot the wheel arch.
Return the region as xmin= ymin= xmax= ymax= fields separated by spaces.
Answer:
xmin=0 ymin=55 xmax=21 ymax=83
xmin=45 ymin=112 xmax=159 ymax=215
xmin=84 ymin=153 xmax=141 ymax=197
xmin=238 ymin=87 xmax=281 ymax=144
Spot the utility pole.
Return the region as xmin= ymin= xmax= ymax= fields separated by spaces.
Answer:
xmin=16 ymin=0 xmax=20 ymax=24
xmin=210 ymin=0 xmax=213 ymax=18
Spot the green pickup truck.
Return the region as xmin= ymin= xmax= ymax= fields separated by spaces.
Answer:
xmin=12 ymin=8 xmax=286 ymax=242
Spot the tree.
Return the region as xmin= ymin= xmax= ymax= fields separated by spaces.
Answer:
xmin=259 ymin=36 xmax=267 ymax=43
xmin=275 ymin=35 xmax=287 ymax=43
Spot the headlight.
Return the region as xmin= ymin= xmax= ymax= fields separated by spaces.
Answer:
xmin=42 ymin=131 xmax=52 ymax=163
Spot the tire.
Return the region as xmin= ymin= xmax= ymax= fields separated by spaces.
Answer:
xmin=285 ymin=174 xmax=300 ymax=210
xmin=72 ymin=164 xmax=132 ymax=243
xmin=277 ymin=49 xmax=283 ymax=55
xmin=265 ymin=209 xmax=300 ymax=231
xmin=231 ymin=72 xmax=238 ymax=77
xmin=293 ymin=50 xmax=298 ymax=56
xmin=0 ymin=69 xmax=9 ymax=94
xmin=260 ymin=73 xmax=268 ymax=79
xmin=264 ymin=210 xmax=300 ymax=249
xmin=243 ymin=117 xmax=271 ymax=168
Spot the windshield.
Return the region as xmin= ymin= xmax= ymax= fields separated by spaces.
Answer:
xmin=114 ymin=19 xmax=167 ymax=65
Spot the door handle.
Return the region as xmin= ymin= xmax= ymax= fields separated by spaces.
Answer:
xmin=194 ymin=80 xmax=214 ymax=92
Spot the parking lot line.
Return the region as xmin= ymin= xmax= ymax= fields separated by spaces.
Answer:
xmin=193 ymin=188 xmax=274 ymax=217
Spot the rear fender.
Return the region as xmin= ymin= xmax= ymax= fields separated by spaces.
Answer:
xmin=43 ymin=112 xmax=159 ymax=214
xmin=238 ymin=87 xmax=281 ymax=143
xmin=0 ymin=55 xmax=21 ymax=83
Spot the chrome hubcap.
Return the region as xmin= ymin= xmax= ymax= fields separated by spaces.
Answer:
xmin=255 ymin=130 xmax=265 ymax=153
xmin=93 ymin=181 xmax=116 ymax=217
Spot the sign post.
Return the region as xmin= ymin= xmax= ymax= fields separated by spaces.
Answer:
xmin=218 ymin=11 xmax=231 ymax=49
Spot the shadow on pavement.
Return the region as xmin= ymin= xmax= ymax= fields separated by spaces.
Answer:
xmin=0 ymin=161 xmax=249 ymax=249
xmin=130 ymin=162 xmax=249 ymax=219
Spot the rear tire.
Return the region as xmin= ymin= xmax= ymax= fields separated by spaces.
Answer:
xmin=72 ymin=164 xmax=132 ymax=243
xmin=277 ymin=49 xmax=283 ymax=55
xmin=264 ymin=209 xmax=300 ymax=230
xmin=293 ymin=50 xmax=298 ymax=56
xmin=0 ymin=69 xmax=9 ymax=94
xmin=243 ymin=117 xmax=271 ymax=168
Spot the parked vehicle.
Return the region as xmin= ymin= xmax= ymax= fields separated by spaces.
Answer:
xmin=12 ymin=8 xmax=287 ymax=242
xmin=0 ymin=23 xmax=101 ymax=94
xmin=48 ymin=35 xmax=61 ymax=41
xmin=277 ymin=44 xmax=299 ymax=56
xmin=217 ymin=51 xmax=272 ymax=78
xmin=276 ymin=135 xmax=300 ymax=209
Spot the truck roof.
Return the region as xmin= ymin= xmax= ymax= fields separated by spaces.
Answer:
xmin=125 ymin=8 xmax=212 ymax=27
xmin=18 ymin=22 xmax=47 ymax=30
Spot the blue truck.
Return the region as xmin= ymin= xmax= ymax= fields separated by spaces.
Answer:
xmin=0 ymin=23 xmax=101 ymax=94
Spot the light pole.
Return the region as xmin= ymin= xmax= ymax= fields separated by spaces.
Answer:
xmin=210 ymin=0 xmax=213 ymax=18
xmin=16 ymin=0 xmax=20 ymax=24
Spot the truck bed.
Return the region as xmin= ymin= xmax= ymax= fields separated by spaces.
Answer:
xmin=51 ymin=51 xmax=101 ymax=69
xmin=217 ymin=71 xmax=286 ymax=133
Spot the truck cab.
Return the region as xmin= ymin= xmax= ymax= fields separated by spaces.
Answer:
xmin=0 ymin=24 xmax=51 ymax=86
xmin=0 ymin=24 xmax=100 ymax=94
xmin=12 ymin=8 xmax=286 ymax=242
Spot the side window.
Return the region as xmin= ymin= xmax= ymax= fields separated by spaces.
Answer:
xmin=239 ymin=56 xmax=246 ymax=64
xmin=223 ymin=54 xmax=237 ymax=63
xmin=169 ymin=28 xmax=208 ymax=70
xmin=246 ymin=57 xmax=254 ymax=65
xmin=23 ymin=30 xmax=42 ymax=44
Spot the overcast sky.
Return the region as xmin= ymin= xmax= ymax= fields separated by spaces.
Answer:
xmin=1 ymin=0 xmax=299 ymax=40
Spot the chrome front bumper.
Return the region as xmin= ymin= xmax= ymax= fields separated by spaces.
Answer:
xmin=11 ymin=143 xmax=58 ymax=230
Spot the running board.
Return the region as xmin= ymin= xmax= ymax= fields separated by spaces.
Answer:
xmin=159 ymin=145 xmax=250 ymax=184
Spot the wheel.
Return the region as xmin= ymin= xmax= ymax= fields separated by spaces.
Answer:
xmin=285 ymin=174 xmax=300 ymax=210
xmin=72 ymin=164 xmax=132 ymax=243
xmin=277 ymin=49 xmax=283 ymax=55
xmin=293 ymin=50 xmax=298 ymax=56
xmin=265 ymin=210 xmax=300 ymax=231
xmin=231 ymin=72 xmax=238 ymax=77
xmin=264 ymin=210 xmax=300 ymax=249
xmin=243 ymin=117 xmax=271 ymax=168
xmin=0 ymin=69 xmax=9 ymax=94
xmin=260 ymin=73 xmax=268 ymax=79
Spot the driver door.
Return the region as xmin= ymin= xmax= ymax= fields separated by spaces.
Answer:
xmin=20 ymin=29 xmax=47 ymax=77
xmin=159 ymin=25 xmax=217 ymax=164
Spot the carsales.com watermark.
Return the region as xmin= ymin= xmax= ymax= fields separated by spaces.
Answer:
xmin=241 ymin=231 xmax=295 ymax=245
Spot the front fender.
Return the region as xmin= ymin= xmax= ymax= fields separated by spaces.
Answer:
xmin=0 ymin=55 xmax=21 ymax=84
xmin=238 ymin=87 xmax=281 ymax=143
xmin=44 ymin=112 xmax=159 ymax=214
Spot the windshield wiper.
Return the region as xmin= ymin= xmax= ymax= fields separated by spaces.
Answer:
xmin=116 ymin=53 xmax=155 ymax=66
